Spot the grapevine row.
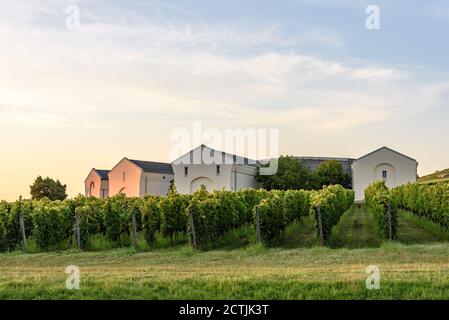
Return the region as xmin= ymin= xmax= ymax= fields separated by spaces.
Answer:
xmin=0 ymin=185 xmax=354 ymax=252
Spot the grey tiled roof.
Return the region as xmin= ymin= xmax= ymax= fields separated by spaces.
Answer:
xmin=94 ymin=169 xmax=110 ymax=180
xmin=295 ymin=157 xmax=355 ymax=176
xmin=129 ymin=159 xmax=174 ymax=174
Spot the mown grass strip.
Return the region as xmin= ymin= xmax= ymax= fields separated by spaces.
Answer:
xmin=330 ymin=205 xmax=382 ymax=248
xmin=397 ymin=209 xmax=449 ymax=244
xmin=2 ymin=242 xmax=449 ymax=299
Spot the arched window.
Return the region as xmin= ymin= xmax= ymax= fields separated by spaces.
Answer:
xmin=374 ymin=163 xmax=396 ymax=188
xmin=119 ymin=187 xmax=126 ymax=195
xmin=89 ymin=181 xmax=95 ymax=196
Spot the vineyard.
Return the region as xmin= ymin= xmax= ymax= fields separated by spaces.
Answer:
xmin=3 ymin=182 xmax=449 ymax=299
xmin=365 ymin=181 xmax=398 ymax=240
xmin=0 ymin=185 xmax=354 ymax=252
xmin=363 ymin=181 xmax=449 ymax=241
xmin=391 ymin=182 xmax=449 ymax=228
xmin=2 ymin=181 xmax=448 ymax=254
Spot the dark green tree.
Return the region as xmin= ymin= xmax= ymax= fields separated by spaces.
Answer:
xmin=30 ymin=176 xmax=68 ymax=201
xmin=314 ymin=160 xmax=351 ymax=189
xmin=256 ymin=156 xmax=314 ymax=190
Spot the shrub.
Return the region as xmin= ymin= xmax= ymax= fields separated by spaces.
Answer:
xmin=140 ymin=196 xmax=162 ymax=244
xmin=255 ymin=193 xmax=286 ymax=243
xmin=235 ymin=189 xmax=270 ymax=224
xmin=32 ymin=199 xmax=73 ymax=248
xmin=0 ymin=201 xmax=8 ymax=251
xmin=310 ymin=185 xmax=354 ymax=242
xmin=0 ymin=184 xmax=355 ymax=252
xmin=391 ymin=182 xmax=449 ymax=228
xmin=283 ymin=189 xmax=311 ymax=223
xmin=365 ymin=181 xmax=398 ymax=239
xmin=187 ymin=188 xmax=272 ymax=248
xmin=75 ymin=199 xmax=105 ymax=247
xmin=160 ymin=188 xmax=190 ymax=239
xmin=103 ymin=195 xmax=129 ymax=242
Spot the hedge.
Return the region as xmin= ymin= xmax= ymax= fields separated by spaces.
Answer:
xmin=310 ymin=185 xmax=355 ymax=243
xmin=365 ymin=181 xmax=398 ymax=239
xmin=74 ymin=197 xmax=106 ymax=247
xmin=256 ymin=192 xmax=286 ymax=243
xmin=0 ymin=184 xmax=354 ymax=252
xmin=140 ymin=196 xmax=162 ymax=244
xmin=159 ymin=188 xmax=191 ymax=239
xmin=0 ymin=199 xmax=33 ymax=251
xmin=187 ymin=187 xmax=263 ymax=247
xmin=391 ymin=182 xmax=449 ymax=228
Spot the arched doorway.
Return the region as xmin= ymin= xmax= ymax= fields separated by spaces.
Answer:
xmin=373 ymin=163 xmax=396 ymax=188
xmin=89 ymin=182 xmax=95 ymax=196
xmin=190 ymin=177 xmax=213 ymax=193
xmin=118 ymin=187 xmax=126 ymax=196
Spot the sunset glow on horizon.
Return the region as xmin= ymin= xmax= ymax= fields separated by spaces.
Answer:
xmin=1 ymin=0 xmax=449 ymax=201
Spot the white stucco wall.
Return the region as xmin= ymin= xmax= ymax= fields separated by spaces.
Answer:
xmin=84 ymin=169 xmax=109 ymax=198
xmin=85 ymin=169 xmax=101 ymax=197
xmin=172 ymin=163 xmax=234 ymax=194
xmin=352 ymin=147 xmax=418 ymax=201
xmin=108 ymin=158 xmax=142 ymax=197
xmin=140 ymin=171 xmax=174 ymax=197
xmin=230 ymin=164 xmax=259 ymax=191
xmin=172 ymin=145 xmax=258 ymax=194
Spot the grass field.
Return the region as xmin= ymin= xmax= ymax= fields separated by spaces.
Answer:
xmin=1 ymin=205 xmax=449 ymax=300
xmin=330 ymin=205 xmax=382 ymax=248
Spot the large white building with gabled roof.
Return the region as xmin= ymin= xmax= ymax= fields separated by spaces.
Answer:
xmin=171 ymin=144 xmax=259 ymax=194
xmin=351 ymin=146 xmax=418 ymax=201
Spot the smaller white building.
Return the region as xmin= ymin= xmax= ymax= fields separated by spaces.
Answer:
xmin=352 ymin=147 xmax=418 ymax=201
xmin=171 ymin=145 xmax=259 ymax=194
xmin=85 ymin=158 xmax=174 ymax=198
xmin=84 ymin=169 xmax=110 ymax=198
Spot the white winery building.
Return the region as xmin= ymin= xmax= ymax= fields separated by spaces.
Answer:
xmin=351 ymin=147 xmax=418 ymax=201
xmin=85 ymin=145 xmax=418 ymax=201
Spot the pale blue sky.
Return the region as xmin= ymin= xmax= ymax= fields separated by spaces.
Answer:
xmin=0 ymin=0 xmax=448 ymax=200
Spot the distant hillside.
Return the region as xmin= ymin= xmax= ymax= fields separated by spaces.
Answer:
xmin=419 ymin=168 xmax=449 ymax=184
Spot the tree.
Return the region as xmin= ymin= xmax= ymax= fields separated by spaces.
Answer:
xmin=30 ymin=176 xmax=68 ymax=201
xmin=256 ymin=156 xmax=314 ymax=190
xmin=314 ymin=160 xmax=351 ymax=189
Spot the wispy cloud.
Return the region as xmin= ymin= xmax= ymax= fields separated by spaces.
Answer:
xmin=0 ymin=0 xmax=449 ymax=200
xmin=0 ymin=1 xmax=446 ymax=133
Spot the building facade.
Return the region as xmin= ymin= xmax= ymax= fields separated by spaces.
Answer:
xmin=171 ymin=145 xmax=258 ymax=194
xmin=351 ymin=147 xmax=418 ymax=201
xmin=85 ymin=145 xmax=418 ymax=201
xmin=85 ymin=158 xmax=173 ymax=198
xmin=84 ymin=169 xmax=110 ymax=198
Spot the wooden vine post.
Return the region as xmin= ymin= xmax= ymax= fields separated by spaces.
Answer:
xmin=75 ymin=212 xmax=81 ymax=249
xmin=18 ymin=196 xmax=27 ymax=250
xmin=189 ymin=209 xmax=197 ymax=248
xmin=132 ymin=213 xmax=137 ymax=247
xmin=387 ymin=203 xmax=393 ymax=241
xmin=317 ymin=205 xmax=324 ymax=246
xmin=255 ymin=205 xmax=261 ymax=243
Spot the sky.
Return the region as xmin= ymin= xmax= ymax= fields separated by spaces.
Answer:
xmin=0 ymin=0 xmax=449 ymax=200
